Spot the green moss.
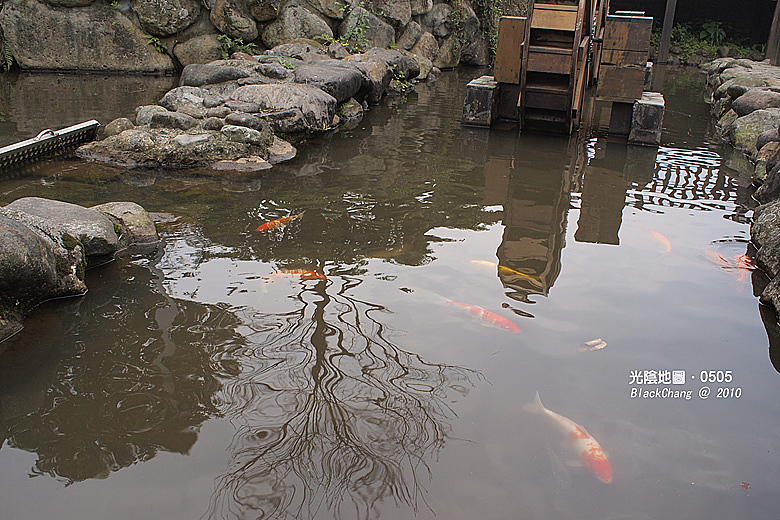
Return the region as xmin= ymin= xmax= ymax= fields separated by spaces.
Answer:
xmin=61 ymin=232 xmax=82 ymax=251
xmin=113 ymin=222 xmax=123 ymax=236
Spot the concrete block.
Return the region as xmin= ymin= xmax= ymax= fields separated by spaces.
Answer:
xmin=629 ymin=91 xmax=665 ymax=146
xmin=462 ymin=75 xmax=498 ymax=127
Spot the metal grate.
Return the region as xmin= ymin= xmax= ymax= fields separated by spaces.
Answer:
xmin=0 ymin=120 xmax=101 ymax=170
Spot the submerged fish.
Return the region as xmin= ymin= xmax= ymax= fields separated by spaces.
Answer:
xmin=523 ymin=391 xmax=612 ymax=484
xmin=649 ymin=231 xmax=672 ymax=254
xmin=704 ymin=250 xmax=755 ymax=282
xmin=470 ymin=260 xmax=539 ymax=280
xmin=263 ymin=269 xmax=327 ymax=281
xmin=448 ymin=300 xmax=521 ymax=333
xmin=256 ymin=212 xmax=304 ymax=232
xmin=578 ymin=338 xmax=607 ymax=352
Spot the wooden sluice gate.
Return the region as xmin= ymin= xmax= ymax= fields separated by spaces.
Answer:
xmin=462 ymin=0 xmax=664 ymax=145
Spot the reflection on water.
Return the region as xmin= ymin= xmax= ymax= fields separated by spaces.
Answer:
xmin=0 ymin=67 xmax=778 ymax=520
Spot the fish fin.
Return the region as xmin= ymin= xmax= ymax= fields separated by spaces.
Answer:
xmin=522 ymin=391 xmax=544 ymax=414
xmin=565 ymin=459 xmax=584 ymax=467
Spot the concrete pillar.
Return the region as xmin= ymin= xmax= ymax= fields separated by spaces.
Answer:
xmin=462 ymin=75 xmax=499 ymax=127
xmin=629 ymin=92 xmax=665 ymax=146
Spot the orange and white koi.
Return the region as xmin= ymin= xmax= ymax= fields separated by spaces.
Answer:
xmin=523 ymin=391 xmax=612 ymax=484
xmin=448 ymin=300 xmax=521 ymax=333
xmin=256 ymin=212 xmax=304 ymax=232
xmin=649 ymin=231 xmax=672 ymax=254
xmin=470 ymin=260 xmax=539 ymax=280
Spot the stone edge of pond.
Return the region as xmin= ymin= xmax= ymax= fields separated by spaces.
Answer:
xmin=703 ymin=57 xmax=780 ymax=315
xmin=76 ymin=42 xmax=439 ymax=172
xmin=0 ymin=197 xmax=160 ymax=347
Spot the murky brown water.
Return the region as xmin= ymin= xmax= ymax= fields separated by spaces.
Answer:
xmin=0 ymin=67 xmax=778 ymax=520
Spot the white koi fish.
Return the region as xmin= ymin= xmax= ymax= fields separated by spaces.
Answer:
xmin=523 ymin=391 xmax=613 ymax=484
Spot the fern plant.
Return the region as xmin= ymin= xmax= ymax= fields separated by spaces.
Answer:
xmin=216 ymin=34 xmax=259 ymax=59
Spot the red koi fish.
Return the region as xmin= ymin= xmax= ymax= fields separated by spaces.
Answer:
xmin=523 ymin=391 xmax=612 ymax=484
xmin=649 ymin=230 xmax=671 ymax=254
xmin=448 ymin=300 xmax=520 ymax=333
xmin=256 ymin=212 xmax=304 ymax=232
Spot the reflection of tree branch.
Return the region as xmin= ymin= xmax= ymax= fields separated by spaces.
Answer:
xmin=206 ymin=275 xmax=479 ymax=520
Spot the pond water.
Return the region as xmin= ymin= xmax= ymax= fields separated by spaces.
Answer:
xmin=0 ymin=66 xmax=778 ymax=520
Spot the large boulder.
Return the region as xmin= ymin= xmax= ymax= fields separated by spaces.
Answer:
xmin=173 ymin=34 xmax=223 ymax=66
xmin=410 ymin=31 xmax=438 ymax=62
xmin=732 ymin=88 xmax=780 ymax=117
xmin=397 ymin=21 xmax=423 ymax=50
xmin=0 ymin=0 xmax=175 ymax=73
xmin=91 ymin=202 xmax=159 ymax=247
xmin=364 ymin=48 xmax=419 ymax=80
xmin=230 ymin=83 xmax=337 ymax=131
xmin=433 ymin=34 xmax=460 ymax=69
xmin=292 ymin=61 xmax=364 ymax=103
xmin=368 ymin=0 xmax=411 ymax=26
xmin=338 ymin=7 xmax=394 ymax=51
xmin=751 ymin=199 xmax=780 ymax=247
xmin=306 ymin=0 xmax=347 ymax=19
xmin=210 ymin=0 xmax=259 ymax=41
xmin=419 ymin=2 xmax=452 ymax=37
xmin=261 ymin=5 xmax=332 ymax=49
xmin=131 ymin=0 xmax=201 ymax=37
xmin=180 ymin=64 xmax=253 ymax=86
xmin=247 ymin=0 xmax=280 ymax=21
xmin=4 ymin=198 xmax=120 ymax=259
xmin=725 ymin=107 xmax=780 ymax=156
xmin=343 ymin=54 xmax=392 ymax=104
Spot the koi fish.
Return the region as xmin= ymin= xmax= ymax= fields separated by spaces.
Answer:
xmin=523 ymin=391 xmax=612 ymax=484
xmin=578 ymin=338 xmax=607 ymax=352
xmin=263 ymin=269 xmax=327 ymax=281
xmin=470 ymin=260 xmax=539 ymax=280
xmin=256 ymin=212 xmax=304 ymax=232
xmin=448 ymin=300 xmax=521 ymax=333
xmin=705 ymin=250 xmax=755 ymax=282
xmin=649 ymin=231 xmax=671 ymax=254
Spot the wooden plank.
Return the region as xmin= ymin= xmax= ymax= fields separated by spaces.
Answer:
xmin=767 ymin=0 xmax=780 ymax=65
xmin=494 ymin=16 xmax=527 ymax=84
xmin=525 ymin=90 xmax=569 ymax=110
xmin=658 ymin=0 xmax=678 ymax=63
xmin=532 ymin=8 xmax=578 ymax=31
xmin=498 ymin=83 xmax=522 ymax=120
xmin=603 ymin=16 xmax=652 ymax=52
xmin=528 ymin=49 xmax=572 ymax=74
xmin=596 ymin=65 xmax=645 ymax=102
xmin=600 ymin=48 xmax=649 ymax=66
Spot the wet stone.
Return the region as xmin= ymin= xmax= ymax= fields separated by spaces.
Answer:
xmin=203 ymin=117 xmax=225 ymax=130
xmin=224 ymin=112 xmax=265 ymax=131
xmin=224 ymin=100 xmax=261 ymax=113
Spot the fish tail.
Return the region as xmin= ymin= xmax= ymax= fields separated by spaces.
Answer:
xmin=522 ymin=391 xmax=545 ymax=414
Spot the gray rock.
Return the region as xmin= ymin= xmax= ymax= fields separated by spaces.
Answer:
xmin=91 ymin=201 xmax=159 ymax=246
xmin=338 ymin=7 xmax=394 ymax=51
xmin=221 ymin=124 xmax=272 ymax=146
xmin=402 ymin=50 xmax=432 ymax=80
xmin=410 ymin=0 xmax=432 ymax=15
xmin=105 ymin=118 xmax=135 ymax=137
xmin=756 ymin=161 xmax=780 ymax=204
xmin=180 ymin=64 xmax=252 ymax=87
xmin=210 ymin=0 xmax=259 ymax=41
xmin=224 ymin=100 xmax=261 ymax=112
xmin=262 ymin=5 xmax=332 ymax=48
xmin=5 ymin=197 xmax=119 ymax=258
xmin=45 ymin=0 xmax=94 ymax=6
xmin=267 ymin=136 xmax=297 ymax=164
xmin=364 ymin=48 xmax=419 ymax=80
xmin=173 ymin=34 xmax=223 ymax=67
xmin=255 ymin=61 xmax=293 ymax=79
xmin=372 ymin=0 xmax=411 ymax=26
xmin=248 ymin=0 xmax=280 ymax=21
xmin=726 ymin=83 xmax=749 ymax=100
xmin=409 ymin=31 xmax=438 ymax=62
xmin=732 ymin=88 xmax=780 ymax=117
xmin=292 ymin=61 xmax=364 ymax=103
xmin=726 ymin=107 xmax=780 ymax=155
xmin=433 ymin=35 xmax=460 ymax=69
xmin=757 ymin=127 xmax=780 ymax=153
xmin=461 ymin=35 xmax=490 ymax=66
xmin=132 ymin=0 xmax=201 ymax=37
xmin=757 ymin=232 xmax=780 ymax=278
xmin=203 ymin=117 xmax=225 ymax=130
xmin=206 ymin=106 xmax=231 ymax=118
xmin=397 ymin=21 xmax=423 ymax=51
xmin=0 ymin=0 xmax=175 ymax=73
xmin=343 ymin=54 xmax=392 ymax=104
xmin=149 ymin=111 xmax=198 ymax=130
xmin=259 ymin=108 xmax=308 ymax=133
xmin=172 ymin=133 xmax=213 ymax=146
xmin=224 ymin=111 xmax=265 ymax=130
xmin=266 ymin=42 xmax=323 ymax=60
xmin=231 ymin=83 xmax=336 ymax=131
xmin=752 ymin=199 xmax=780 ymax=247
xmin=213 ymin=157 xmax=273 ymax=171
xmin=419 ymin=2 xmax=452 ymax=37
xmin=159 ymin=86 xmax=207 ymax=111
xmin=327 ymin=41 xmax=351 ymax=59
xmin=306 ymin=0 xmax=346 ymax=19
xmin=203 ymin=94 xmax=228 ymax=108
xmin=135 ymin=105 xmax=170 ymax=125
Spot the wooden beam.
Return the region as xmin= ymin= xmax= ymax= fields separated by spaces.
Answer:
xmin=657 ymin=0 xmax=677 ymax=63
xmin=767 ymin=0 xmax=780 ymax=65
